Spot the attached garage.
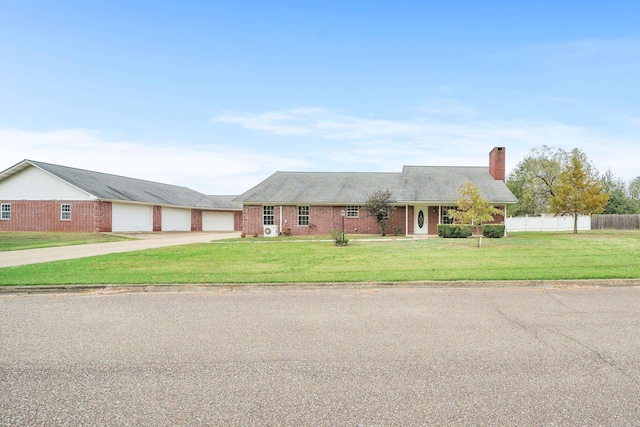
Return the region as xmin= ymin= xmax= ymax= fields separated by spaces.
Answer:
xmin=162 ymin=207 xmax=192 ymax=231
xmin=0 ymin=160 xmax=243 ymax=233
xmin=112 ymin=203 xmax=153 ymax=232
xmin=203 ymin=211 xmax=235 ymax=231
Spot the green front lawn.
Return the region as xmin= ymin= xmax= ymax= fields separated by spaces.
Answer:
xmin=0 ymin=232 xmax=134 ymax=252
xmin=1 ymin=231 xmax=639 ymax=285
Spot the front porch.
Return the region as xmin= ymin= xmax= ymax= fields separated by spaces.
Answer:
xmin=405 ymin=204 xmax=456 ymax=236
xmin=404 ymin=204 xmax=507 ymax=236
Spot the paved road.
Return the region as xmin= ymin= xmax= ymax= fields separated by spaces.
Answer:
xmin=1 ymin=286 xmax=639 ymax=426
xmin=0 ymin=231 xmax=241 ymax=268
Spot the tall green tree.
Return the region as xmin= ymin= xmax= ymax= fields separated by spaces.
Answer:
xmin=549 ymin=148 xmax=608 ymax=234
xmin=506 ymin=146 xmax=568 ymax=216
xmin=448 ymin=181 xmax=501 ymax=248
xmin=600 ymin=169 xmax=639 ymax=214
xmin=629 ymin=176 xmax=640 ymax=203
xmin=363 ymin=189 xmax=397 ymax=236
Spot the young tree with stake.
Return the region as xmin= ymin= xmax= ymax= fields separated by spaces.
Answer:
xmin=449 ymin=181 xmax=501 ymax=248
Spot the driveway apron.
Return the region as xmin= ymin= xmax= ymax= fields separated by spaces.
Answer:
xmin=0 ymin=232 xmax=240 ymax=268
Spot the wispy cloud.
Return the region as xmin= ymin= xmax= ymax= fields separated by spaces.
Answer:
xmin=419 ymin=98 xmax=476 ymax=116
xmin=3 ymin=102 xmax=638 ymax=199
xmin=0 ymin=128 xmax=311 ymax=194
xmin=212 ymin=107 xmax=640 ymax=180
xmin=214 ymin=108 xmax=326 ymax=136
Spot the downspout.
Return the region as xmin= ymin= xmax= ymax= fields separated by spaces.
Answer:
xmin=504 ymin=205 xmax=508 ymax=237
xmin=279 ymin=206 xmax=283 ymax=233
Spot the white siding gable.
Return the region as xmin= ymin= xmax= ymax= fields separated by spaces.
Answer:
xmin=0 ymin=165 xmax=93 ymax=200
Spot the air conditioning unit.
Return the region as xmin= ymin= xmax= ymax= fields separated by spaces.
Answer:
xmin=263 ymin=225 xmax=278 ymax=237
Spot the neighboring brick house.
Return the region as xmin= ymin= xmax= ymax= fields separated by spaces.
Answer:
xmin=234 ymin=147 xmax=517 ymax=236
xmin=0 ymin=160 xmax=242 ymax=233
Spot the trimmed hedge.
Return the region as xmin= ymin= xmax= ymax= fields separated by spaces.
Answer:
xmin=437 ymin=224 xmax=473 ymax=238
xmin=482 ymin=224 xmax=505 ymax=238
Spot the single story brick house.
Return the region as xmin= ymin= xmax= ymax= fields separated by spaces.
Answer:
xmin=0 ymin=160 xmax=242 ymax=233
xmin=234 ymin=147 xmax=517 ymax=236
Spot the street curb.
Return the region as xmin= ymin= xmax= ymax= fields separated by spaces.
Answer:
xmin=2 ymin=279 xmax=640 ymax=294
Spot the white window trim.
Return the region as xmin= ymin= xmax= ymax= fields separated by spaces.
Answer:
xmin=1 ymin=203 xmax=10 ymax=220
xmin=60 ymin=204 xmax=71 ymax=221
xmin=442 ymin=206 xmax=456 ymax=225
xmin=263 ymin=205 xmax=275 ymax=225
xmin=346 ymin=206 xmax=359 ymax=218
xmin=298 ymin=206 xmax=310 ymax=226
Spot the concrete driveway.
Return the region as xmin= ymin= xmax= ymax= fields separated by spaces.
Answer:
xmin=0 ymin=231 xmax=241 ymax=268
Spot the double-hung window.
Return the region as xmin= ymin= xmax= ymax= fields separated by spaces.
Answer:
xmin=1 ymin=204 xmax=10 ymax=220
xmin=442 ymin=206 xmax=456 ymax=224
xmin=263 ymin=206 xmax=274 ymax=225
xmin=60 ymin=204 xmax=71 ymax=220
xmin=346 ymin=206 xmax=359 ymax=218
xmin=298 ymin=206 xmax=309 ymax=226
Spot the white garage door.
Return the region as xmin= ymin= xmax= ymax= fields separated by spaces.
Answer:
xmin=162 ymin=207 xmax=192 ymax=231
xmin=203 ymin=211 xmax=235 ymax=231
xmin=112 ymin=203 xmax=153 ymax=232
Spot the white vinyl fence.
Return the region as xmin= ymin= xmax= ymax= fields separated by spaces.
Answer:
xmin=506 ymin=215 xmax=591 ymax=232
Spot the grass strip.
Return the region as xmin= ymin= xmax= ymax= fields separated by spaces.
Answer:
xmin=1 ymin=231 xmax=639 ymax=285
xmin=0 ymin=232 xmax=134 ymax=252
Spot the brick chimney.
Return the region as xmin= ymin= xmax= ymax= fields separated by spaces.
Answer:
xmin=489 ymin=147 xmax=506 ymax=181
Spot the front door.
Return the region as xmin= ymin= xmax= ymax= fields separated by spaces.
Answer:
xmin=414 ymin=204 xmax=429 ymax=235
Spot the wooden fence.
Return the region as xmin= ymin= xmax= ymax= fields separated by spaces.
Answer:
xmin=591 ymin=214 xmax=640 ymax=230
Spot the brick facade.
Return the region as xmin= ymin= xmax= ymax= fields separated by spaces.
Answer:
xmin=242 ymin=204 xmax=506 ymax=236
xmin=95 ymin=201 xmax=113 ymax=232
xmin=406 ymin=206 xmax=415 ymax=235
xmin=0 ymin=200 xmax=243 ymax=233
xmin=0 ymin=200 xmax=112 ymax=232
xmin=153 ymin=206 xmax=162 ymax=232
xmin=242 ymin=205 xmax=408 ymax=236
xmin=234 ymin=211 xmax=243 ymax=232
xmin=191 ymin=209 xmax=203 ymax=231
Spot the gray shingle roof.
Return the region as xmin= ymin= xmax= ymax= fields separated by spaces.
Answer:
xmin=15 ymin=160 xmax=241 ymax=210
xmin=399 ymin=166 xmax=517 ymax=204
xmin=198 ymin=195 xmax=243 ymax=210
xmin=235 ymin=166 xmax=517 ymax=205
xmin=233 ymin=172 xmax=404 ymax=204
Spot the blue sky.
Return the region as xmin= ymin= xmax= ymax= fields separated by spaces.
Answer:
xmin=1 ymin=1 xmax=639 ymax=194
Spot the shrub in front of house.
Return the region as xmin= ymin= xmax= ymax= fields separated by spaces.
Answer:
xmin=330 ymin=228 xmax=349 ymax=246
xmin=482 ymin=224 xmax=505 ymax=238
xmin=437 ymin=224 xmax=473 ymax=238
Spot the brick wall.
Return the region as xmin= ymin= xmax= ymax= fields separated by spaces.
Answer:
xmin=407 ymin=206 xmax=414 ymax=235
xmin=242 ymin=205 xmax=263 ymax=236
xmin=0 ymin=200 xmax=109 ymax=232
xmin=489 ymin=147 xmax=506 ymax=181
xmin=242 ymin=204 xmax=408 ymax=236
xmin=94 ymin=201 xmax=112 ymax=232
xmin=489 ymin=206 xmax=505 ymax=224
xmin=153 ymin=206 xmax=162 ymax=232
xmin=234 ymin=211 xmax=243 ymax=231
xmin=191 ymin=209 xmax=203 ymax=231
xmin=0 ymin=200 xmax=245 ymax=233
